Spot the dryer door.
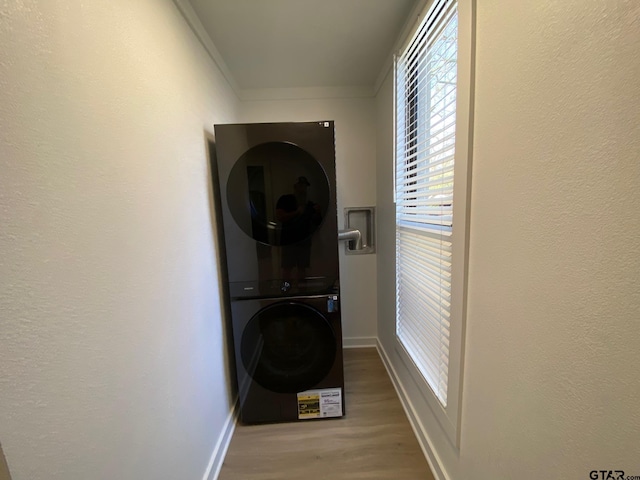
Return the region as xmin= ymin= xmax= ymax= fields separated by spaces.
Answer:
xmin=226 ymin=141 xmax=331 ymax=247
xmin=240 ymin=301 xmax=337 ymax=394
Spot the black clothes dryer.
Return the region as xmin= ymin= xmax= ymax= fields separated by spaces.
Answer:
xmin=214 ymin=121 xmax=339 ymax=299
xmin=214 ymin=121 xmax=344 ymax=424
xmin=231 ymin=295 xmax=344 ymax=423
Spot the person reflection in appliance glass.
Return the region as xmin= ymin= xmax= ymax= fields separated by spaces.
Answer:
xmin=275 ymin=176 xmax=322 ymax=285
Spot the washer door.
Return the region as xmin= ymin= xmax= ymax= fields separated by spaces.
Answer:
xmin=226 ymin=142 xmax=331 ymax=246
xmin=240 ymin=302 xmax=337 ymax=394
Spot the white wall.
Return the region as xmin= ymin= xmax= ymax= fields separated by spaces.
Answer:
xmin=240 ymin=97 xmax=378 ymax=345
xmin=377 ymin=1 xmax=640 ymax=478
xmin=0 ymin=2 xmax=238 ymax=479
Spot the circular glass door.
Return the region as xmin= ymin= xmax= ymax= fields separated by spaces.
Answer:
xmin=240 ymin=302 xmax=337 ymax=393
xmin=226 ymin=142 xmax=330 ymax=246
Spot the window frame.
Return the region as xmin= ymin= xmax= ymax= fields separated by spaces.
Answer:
xmin=393 ymin=0 xmax=475 ymax=447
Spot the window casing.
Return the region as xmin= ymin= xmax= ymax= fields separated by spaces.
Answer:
xmin=394 ymin=0 xmax=474 ymax=445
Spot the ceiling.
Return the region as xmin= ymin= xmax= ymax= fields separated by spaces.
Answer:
xmin=187 ymin=0 xmax=418 ymax=90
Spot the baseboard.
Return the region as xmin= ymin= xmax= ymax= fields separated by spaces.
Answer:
xmin=376 ymin=340 xmax=449 ymax=480
xmin=342 ymin=336 xmax=377 ymax=348
xmin=202 ymin=400 xmax=238 ymax=480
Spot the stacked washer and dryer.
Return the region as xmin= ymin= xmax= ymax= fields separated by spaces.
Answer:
xmin=214 ymin=121 xmax=345 ymax=424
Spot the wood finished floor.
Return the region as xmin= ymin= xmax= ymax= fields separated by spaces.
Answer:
xmin=219 ymin=348 xmax=435 ymax=480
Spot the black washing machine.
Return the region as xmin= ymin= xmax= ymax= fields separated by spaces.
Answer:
xmin=231 ymin=295 xmax=344 ymax=423
xmin=213 ymin=121 xmax=344 ymax=423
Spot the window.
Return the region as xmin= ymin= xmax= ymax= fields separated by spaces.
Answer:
xmin=394 ymin=0 xmax=473 ymax=443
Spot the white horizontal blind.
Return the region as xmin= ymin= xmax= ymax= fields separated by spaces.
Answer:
xmin=395 ymin=0 xmax=458 ymax=406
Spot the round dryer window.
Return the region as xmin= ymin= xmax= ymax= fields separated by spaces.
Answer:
xmin=240 ymin=302 xmax=337 ymax=394
xmin=226 ymin=142 xmax=330 ymax=246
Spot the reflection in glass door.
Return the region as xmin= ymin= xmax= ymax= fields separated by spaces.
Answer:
xmin=240 ymin=302 xmax=337 ymax=393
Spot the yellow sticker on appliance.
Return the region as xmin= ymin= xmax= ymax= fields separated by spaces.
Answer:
xmin=297 ymin=388 xmax=343 ymax=420
xmin=297 ymin=392 xmax=320 ymax=419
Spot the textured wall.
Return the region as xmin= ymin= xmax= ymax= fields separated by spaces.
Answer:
xmin=377 ymin=0 xmax=640 ymax=478
xmin=240 ymin=98 xmax=378 ymax=345
xmin=0 ymin=2 xmax=238 ymax=479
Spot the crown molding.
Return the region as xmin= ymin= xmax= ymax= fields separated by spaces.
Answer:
xmin=172 ymin=0 xmax=242 ymax=98
xmin=174 ymin=0 xmax=425 ymax=102
xmin=373 ymin=0 xmax=434 ymax=96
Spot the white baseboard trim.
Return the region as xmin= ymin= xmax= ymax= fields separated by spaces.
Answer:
xmin=342 ymin=336 xmax=377 ymax=348
xmin=203 ymin=400 xmax=238 ymax=480
xmin=376 ymin=340 xmax=449 ymax=480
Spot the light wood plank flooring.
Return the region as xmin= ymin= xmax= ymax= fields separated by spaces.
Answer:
xmin=219 ymin=348 xmax=434 ymax=480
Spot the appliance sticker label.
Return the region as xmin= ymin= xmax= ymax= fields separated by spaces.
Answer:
xmin=297 ymin=388 xmax=342 ymax=420
xmin=327 ymin=295 xmax=339 ymax=313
